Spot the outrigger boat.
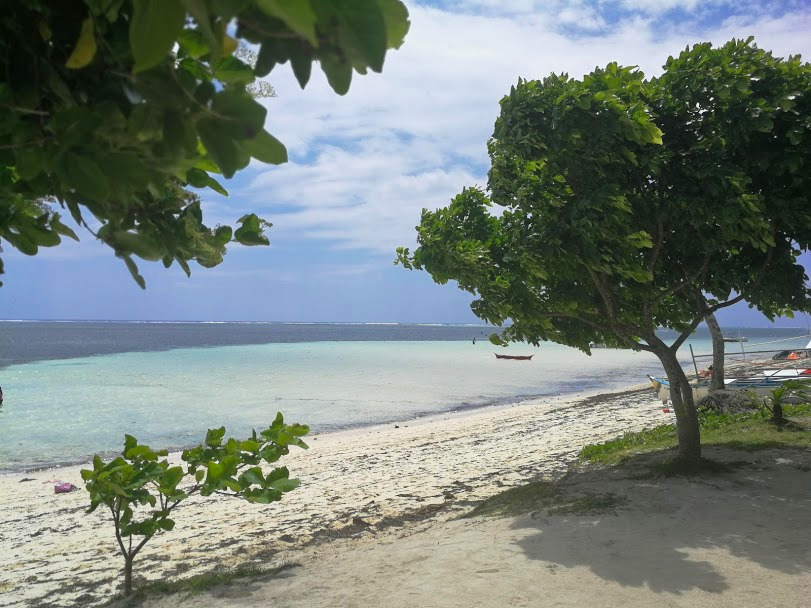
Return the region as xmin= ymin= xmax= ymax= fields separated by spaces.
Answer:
xmin=494 ymin=353 xmax=534 ymax=361
xmin=649 ymin=337 xmax=811 ymax=405
xmin=648 ymin=375 xmax=710 ymax=403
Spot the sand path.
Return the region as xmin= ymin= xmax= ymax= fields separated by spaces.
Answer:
xmin=141 ymin=447 xmax=811 ymax=608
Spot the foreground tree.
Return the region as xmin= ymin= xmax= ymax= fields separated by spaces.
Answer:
xmin=398 ymin=39 xmax=811 ymax=462
xmin=82 ymin=414 xmax=309 ymax=595
xmin=0 ymin=0 xmax=409 ymax=286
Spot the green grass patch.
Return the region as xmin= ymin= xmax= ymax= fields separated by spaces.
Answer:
xmin=579 ymin=404 xmax=811 ymax=467
xmin=465 ymin=481 xmax=625 ymax=519
xmin=111 ymin=561 xmax=298 ymax=606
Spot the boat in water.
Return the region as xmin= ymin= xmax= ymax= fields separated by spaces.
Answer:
xmin=494 ymin=353 xmax=534 ymax=361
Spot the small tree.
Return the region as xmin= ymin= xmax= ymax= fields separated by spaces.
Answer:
xmin=398 ymin=39 xmax=811 ymax=462
xmin=81 ymin=413 xmax=309 ymax=596
xmin=762 ymin=380 xmax=811 ymax=424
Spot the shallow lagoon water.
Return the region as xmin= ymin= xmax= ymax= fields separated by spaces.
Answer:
xmin=0 ymin=323 xmax=808 ymax=471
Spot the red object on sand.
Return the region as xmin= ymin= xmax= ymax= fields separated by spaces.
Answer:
xmin=54 ymin=482 xmax=75 ymax=494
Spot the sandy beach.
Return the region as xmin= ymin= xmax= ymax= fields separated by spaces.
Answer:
xmin=1 ymin=385 xmax=672 ymax=607
xmin=138 ymin=445 xmax=811 ymax=608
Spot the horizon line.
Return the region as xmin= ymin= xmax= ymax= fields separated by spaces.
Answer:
xmin=0 ymin=318 xmax=807 ymax=330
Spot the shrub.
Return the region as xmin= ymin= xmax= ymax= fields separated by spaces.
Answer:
xmin=81 ymin=413 xmax=308 ymax=596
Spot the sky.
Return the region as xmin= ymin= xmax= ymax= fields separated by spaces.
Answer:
xmin=2 ymin=0 xmax=810 ymax=325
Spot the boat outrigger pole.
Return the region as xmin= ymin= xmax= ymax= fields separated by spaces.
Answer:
xmin=689 ymin=344 xmax=700 ymax=380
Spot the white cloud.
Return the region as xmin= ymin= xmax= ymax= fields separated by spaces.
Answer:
xmin=238 ymin=1 xmax=810 ymax=256
xmin=616 ymin=0 xmax=726 ymax=13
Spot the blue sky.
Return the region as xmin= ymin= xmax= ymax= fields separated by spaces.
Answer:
xmin=2 ymin=0 xmax=810 ymax=325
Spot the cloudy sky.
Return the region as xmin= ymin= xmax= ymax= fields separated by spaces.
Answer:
xmin=2 ymin=0 xmax=810 ymax=325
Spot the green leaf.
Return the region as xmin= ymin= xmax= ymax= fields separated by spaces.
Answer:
xmin=213 ymin=56 xmax=255 ymax=84
xmin=198 ymin=118 xmax=244 ymax=178
xmin=234 ymin=229 xmax=270 ymax=246
xmin=206 ymin=461 xmax=224 ymax=482
xmin=67 ymin=155 xmax=109 ymax=200
xmin=289 ymin=47 xmax=313 ymax=88
xmin=211 ymin=91 xmax=267 ymax=135
xmin=124 ymin=434 xmax=138 ymax=451
xmin=186 ymin=168 xmax=229 ymax=196
xmin=123 ymin=255 xmax=146 ymax=289
xmin=178 ymin=29 xmax=210 ymax=58
xmin=205 ymin=426 xmax=226 ymax=446
xmin=14 ymin=146 xmax=43 ymax=180
xmin=331 ymin=0 xmax=388 ymax=72
xmin=213 ymin=226 xmax=233 ymax=244
xmin=376 ymin=0 xmax=410 ymax=49
xmin=256 ymin=0 xmax=318 ymax=45
xmin=241 ymin=467 xmax=266 ymax=486
xmin=240 ymin=439 xmax=260 ymax=452
xmin=648 ymin=125 xmax=663 ymax=145
xmin=66 ymin=17 xmax=98 ymax=69
xmin=161 ymin=466 xmax=184 ymax=490
xmin=265 ymin=466 xmax=290 ymax=483
xmin=131 ymin=0 xmax=186 ymax=73
xmin=240 ymin=130 xmax=288 ymax=165
xmin=489 ymin=333 xmax=507 ymax=346
xmin=319 ymin=53 xmax=352 ymax=95
xmin=183 ymin=0 xmax=218 ymax=48
xmin=268 ymin=478 xmax=300 ymax=492
xmin=234 ymin=213 xmax=270 ymax=246
xmin=290 ymin=424 xmax=310 ymax=437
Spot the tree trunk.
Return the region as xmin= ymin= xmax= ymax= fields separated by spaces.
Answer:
xmin=656 ymin=346 xmax=702 ymax=461
xmin=124 ymin=555 xmax=134 ymax=596
xmin=772 ymin=402 xmax=784 ymax=425
xmin=705 ymin=312 xmax=725 ymax=392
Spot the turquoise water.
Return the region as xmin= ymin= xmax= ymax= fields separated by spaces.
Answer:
xmin=1 ymin=328 xmax=809 ymax=471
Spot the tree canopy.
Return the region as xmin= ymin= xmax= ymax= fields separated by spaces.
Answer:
xmin=0 ymin=0 xmax=410 ymax=286
xmin=398 ymin=38 xmax=811 ymax=460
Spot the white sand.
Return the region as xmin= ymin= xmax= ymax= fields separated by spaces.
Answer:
xmin=141 ymin=447 xmax=811 ymax=608
xmin=1 ymin=385 xmax=670 ymax=607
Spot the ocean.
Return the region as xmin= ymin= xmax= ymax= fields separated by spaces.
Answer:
xmin=1 ymin=321 xmax=809 ymax=472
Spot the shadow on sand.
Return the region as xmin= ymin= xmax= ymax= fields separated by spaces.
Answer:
xmin=507 ymin=447 xmax=811 ymax=595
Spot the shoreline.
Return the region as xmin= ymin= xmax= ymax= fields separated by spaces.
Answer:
xmin=0 ymin=382 xmax=651 ymax=476
xmin=0 ymin=381 xmax=670 ymax=608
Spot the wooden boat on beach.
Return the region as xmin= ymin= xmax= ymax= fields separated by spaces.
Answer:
xmin=648 ymin=369 xmax=811 ymax=403
xmin=494 ymin=353 xmax=534 ymax=361
xmin=649 ymin=336 xmax=811 ymax=407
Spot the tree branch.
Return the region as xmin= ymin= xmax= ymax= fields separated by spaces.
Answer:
xmin=669 ymin=315 xmax=703 ymax=352
xmin=704 ymin=293 xmax=746 ymax=314
xmin=111 ymin=502 xmax=128 ymax=559
xmin=650 ymin=254 xmax=710 ymax=310
xmin=131 ymin=533 xmax=153 ymax=560
xmin=647 ymin=214 xmax=664 ymax=274
xmin=587 ymin=268 xmax=616 ymax=320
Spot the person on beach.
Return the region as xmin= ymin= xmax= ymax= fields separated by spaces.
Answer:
xmin=472 ymin=338 xmax=476 ymax=344
xmin=0 ymin=385 xmax=3 ymax=404
xmin=698 ymin=365 xmax=713 ymax=378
